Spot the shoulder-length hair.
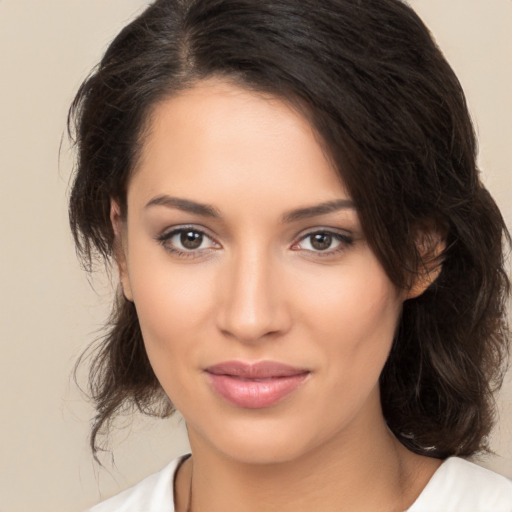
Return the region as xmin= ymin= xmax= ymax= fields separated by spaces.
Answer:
xmin=69 ymin=0 xmax=510 ymax=458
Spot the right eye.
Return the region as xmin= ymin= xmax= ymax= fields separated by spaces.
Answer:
xmin=157 ymin=227 xmax=219 ymax=257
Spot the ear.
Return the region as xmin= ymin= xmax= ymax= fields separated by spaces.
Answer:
xmin=405 ymin=224 xmax=446 ymax=300
xmin=110 ymin=200 xmax=133 ymax=302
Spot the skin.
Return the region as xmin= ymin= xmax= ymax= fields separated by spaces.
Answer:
xmin=113 ymin=79 xmax=441 ymax=512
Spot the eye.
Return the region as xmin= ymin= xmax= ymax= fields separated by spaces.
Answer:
xmin=157 ymin=226 xmax=219 ymax=256
xmin=293 ymin=230 xmax=353 ymax=254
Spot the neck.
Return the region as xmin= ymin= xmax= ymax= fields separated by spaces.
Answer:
xmin=175 ymin=409 xmax=439 ymax=512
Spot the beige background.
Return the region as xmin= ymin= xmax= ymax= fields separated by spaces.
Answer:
xmin=0 ymin=1 xmax=510 ymax=511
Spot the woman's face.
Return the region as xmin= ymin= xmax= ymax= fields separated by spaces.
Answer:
xmin=117 ymin=79 xmax=406 ymax=464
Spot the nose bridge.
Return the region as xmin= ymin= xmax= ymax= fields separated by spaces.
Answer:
xmin=217 ymin=243 xmax=287 ymax=342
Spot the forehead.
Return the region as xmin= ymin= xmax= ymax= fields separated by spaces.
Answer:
xmin=130 ymin=79 xmax=348 ymax=210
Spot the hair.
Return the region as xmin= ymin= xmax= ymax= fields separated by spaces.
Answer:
xmin=69 ymin=0 xmax=510 ymax=459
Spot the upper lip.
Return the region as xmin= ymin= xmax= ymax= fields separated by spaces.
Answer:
xmin=205 ymin=360 xmax=309 ymax=379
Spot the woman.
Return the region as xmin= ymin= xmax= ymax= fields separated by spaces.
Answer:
xmin=69 ymin=0 xmax=512 ymax=510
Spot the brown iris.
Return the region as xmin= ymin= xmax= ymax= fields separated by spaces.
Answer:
xmin=310 ymin=233 xmax=333 ymax=251
xmin=181 ymin=230 xmax=203 ymax=249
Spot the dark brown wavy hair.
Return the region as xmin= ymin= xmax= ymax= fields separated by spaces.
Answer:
xmin=69 ymin=0 xmax=510 ymax=458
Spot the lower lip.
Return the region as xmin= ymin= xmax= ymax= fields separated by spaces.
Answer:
xmin=206 ymin=373 xmax=309 ymax=409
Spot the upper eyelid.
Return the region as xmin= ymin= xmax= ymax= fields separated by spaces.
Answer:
xmin=291 ymin=228 xmax=353 ymax=250
xmin=156 ymin=227 xmax=220 ymax=258
xmin=156 ymin=226 xmax=220 ymax=250
xmin=295 ymin=226 xmax=353 ymax=240
xmin=158 ymin=224 xmax=217 ymax=240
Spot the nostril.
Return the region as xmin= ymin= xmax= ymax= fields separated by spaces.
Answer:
xmin=216 ymin=297 xmax=291 ymax=343
xmin=214 ymin=254 xmax=292 ymax=343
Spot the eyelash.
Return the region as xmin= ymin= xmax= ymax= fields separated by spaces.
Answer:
xmin=292 ymin=230 xmax=354 ymax=257
xmin=156 ymin=226 xmax=354 ymax=259
xmin=156 ymin=226 xmax=219 ymax=259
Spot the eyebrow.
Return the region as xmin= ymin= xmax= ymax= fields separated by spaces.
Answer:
xmin=281 ymin=199 xmax=356 ymax=223
xmin=145 ymin=195 xmax=221 ymax=218
xmin=145 ymin=195 xmax=356 ymax=222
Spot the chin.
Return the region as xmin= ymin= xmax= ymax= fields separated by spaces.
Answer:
xmin=187 ymin=412 xmax=344 ymax=467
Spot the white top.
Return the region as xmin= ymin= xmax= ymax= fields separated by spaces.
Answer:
xmin=87 ymin=455 xmax=512 ymax=512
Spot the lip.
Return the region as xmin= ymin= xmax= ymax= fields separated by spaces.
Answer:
xmin=204 ymin=360 xmax=310 ymax=409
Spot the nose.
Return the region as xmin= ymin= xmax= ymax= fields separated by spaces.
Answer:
xmin=215 ymin=247 xmax=291 ymax=344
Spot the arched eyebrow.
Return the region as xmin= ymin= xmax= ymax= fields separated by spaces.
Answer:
xmin=281 ymin=199 xmax=356 ymax=223
xmin=145 ymin=195 xmax=355 ymax=222
xmin=145 ymin=195 xmax=221 ymax=218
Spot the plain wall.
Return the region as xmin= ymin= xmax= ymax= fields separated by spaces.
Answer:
xmin=0 ymin=1 xmax=510 ymax=511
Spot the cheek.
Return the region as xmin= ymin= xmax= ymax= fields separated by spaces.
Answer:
xmin=297 ymin=260 xmax=401 ymax=340
xmin=294 ymin=269 xmax=401 ymax=436
xmin=296 ymin=260 xmax=402 ymax=383
xmin=126 ymin=244 xmax=216 ymax=366
xmin=129 ymin=263 xmax=219 ymax=413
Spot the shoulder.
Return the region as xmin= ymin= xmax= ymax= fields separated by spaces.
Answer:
xmin=408 ymin=457 xmax=512 ymax=512
xmin=85 ymin=455 xmax=188 ymax=512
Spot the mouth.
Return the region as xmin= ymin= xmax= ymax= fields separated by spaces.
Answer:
xmin=204 ymin=360 xmax=310 ymax=409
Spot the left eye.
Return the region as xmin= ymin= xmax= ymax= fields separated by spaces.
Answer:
xmin=295 ymin=231 xmax=350 ymax=252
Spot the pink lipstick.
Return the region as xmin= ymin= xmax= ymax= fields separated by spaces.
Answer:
xmin=205 ymin=361 xmax=309 ymax=409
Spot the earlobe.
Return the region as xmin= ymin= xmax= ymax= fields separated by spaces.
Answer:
xmin=405 ymin=226 xmax=446 ymax=300
xmin=110 ymin=200 xmax=134 ymax=302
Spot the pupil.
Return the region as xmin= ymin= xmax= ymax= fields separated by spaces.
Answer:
xmin=311 ymin=233 xmax=332 ymax=250
xmin=181 ymin=231 xmax=202 ymax=249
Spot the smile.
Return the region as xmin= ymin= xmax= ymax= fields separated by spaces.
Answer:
xmin=205 ymin=361 xmax=310 ymax=409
